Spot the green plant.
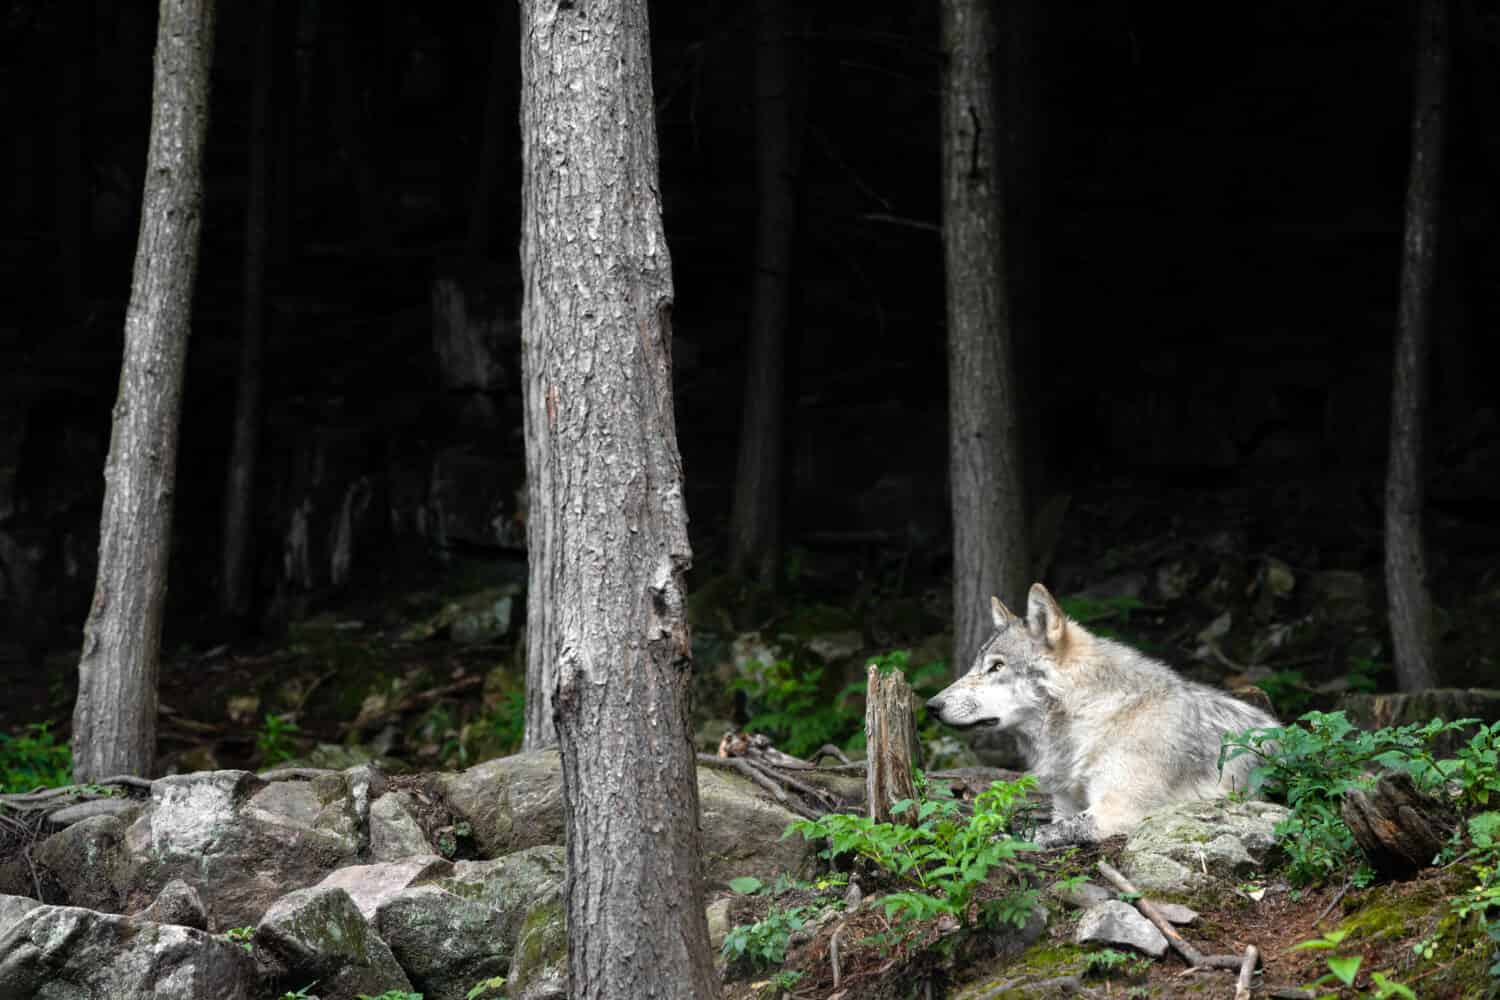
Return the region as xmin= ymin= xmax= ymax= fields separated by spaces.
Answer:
xmin=222 ymin=926 xmax=255 ymax=953
xmin=279 ymin=985 xmax=319 ymax=1000
xmin=1057 ymin=594 xmax=1145 ymax=641
xmin=1083 ymin=947 xmax=1147 ymax=979
xmin=465 ymin=976 xmax=507 ymax=1000
xmin=257 ymin=712 xmax=301 ymax=765
xmin=771 ymin=970 xmax=804 ymax=990
xmin=1294 ymin=930 xmax=1415 ymax=999
xmin=1220 ymin=711 xmax=1474 ymax=886
xmin=787 ymin=775 xmax=1040 ymax=935
xmin=356 ymin=992 xmax=423 ymax=1000
xmin=720 ymin=904 xmax=810 ymax=969
xmin=0 ymin=722 xmax=72 ymax=793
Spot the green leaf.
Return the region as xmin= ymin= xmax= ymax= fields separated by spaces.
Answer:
xmin=1326 ymin=954 xmax=1361 ymax=985
xmin=727 ymin=876 xmax=764 ymax=895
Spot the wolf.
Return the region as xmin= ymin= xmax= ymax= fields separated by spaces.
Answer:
xmin=926 ymin=583 xmax=1279 ymax=848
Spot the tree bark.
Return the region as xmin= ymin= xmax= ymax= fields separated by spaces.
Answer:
xmin=864 ymin=664 xmax=917 ymax=824
xmin=221 ymin=0 xmax=275 ymax=621
xmin=942 ymin=0 xmax=1029 ymax=670
xmin=519 ymin=0 xmax=719 ymax=995
xmin=73 ymin=0 xmax=215 ymax=783
xmin=729 ymin=0 xmax=800 ymax=586
xmin=1386 ymin=0 xmax=1447 ymax=693
xmin=1341 ymin=771 xmax=1455 ymax=876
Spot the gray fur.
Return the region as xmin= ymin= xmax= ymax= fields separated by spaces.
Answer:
xmin=927 ymin=584 xmax=1279 ymax=847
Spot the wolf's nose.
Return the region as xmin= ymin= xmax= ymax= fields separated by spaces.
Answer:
xmin=926 ymin=696 xmax=945 ymax=714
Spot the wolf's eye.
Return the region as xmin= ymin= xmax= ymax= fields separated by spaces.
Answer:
xmin=986 ymin=658 xmax=1004 ymax=674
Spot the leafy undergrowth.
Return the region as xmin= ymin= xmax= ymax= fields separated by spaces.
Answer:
xmin=720 ymin=837 xmax=1492 ymax=1000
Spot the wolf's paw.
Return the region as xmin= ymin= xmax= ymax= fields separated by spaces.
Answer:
xmin=1032 ymin=813 xmax=1099 ymax=849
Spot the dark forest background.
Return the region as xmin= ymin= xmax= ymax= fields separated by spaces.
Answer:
xmin=2 ymin=0 xmax=1498 ymax=749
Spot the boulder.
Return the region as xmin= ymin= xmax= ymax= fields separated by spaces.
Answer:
xmin=313 ymin=856 xmax=452 ymax=921
xmin=368 ymin=790 xmax=433 ymax=860
xmin=1074 ymin=899 xmax=1168 ymax=957
xmin=255 ymin=886 xmax=412 ymax=1000
xmin=32 ymin=812 xmax=131 ymax=912
xmin=0 ymin=895 xmax=41 ymax=938
xmin=122 ymin=770 xmax=359 ymax=928
xmin=507 ymin=897 xmax=567 ymax=1000
xmin=1120 ymin=798 xmax=1288 ymax=893
xmin=134 ymin=879 xmax=208 ymax=931
xmin=0 ymin=904 xmax=255 ymax=999
xmin=372 ymin=845 xmax=565 ymax=1000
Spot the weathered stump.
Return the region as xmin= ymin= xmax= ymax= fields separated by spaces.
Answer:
xmin=1341 ymin=770 xmax=1456 ymax=876
xmin=865 ymin=664 xmax=917 ymax=823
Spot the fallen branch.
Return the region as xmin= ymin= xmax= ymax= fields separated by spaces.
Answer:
xmin=1097 ymin=861 xmax=1246 ymax=971
xmin=1235 ymin=945 xmax=1259 ymax=1000
xmin=0 ymin=775 xmax=152 ymax=810
xmin=1313 ymin=878 xmax=1352 ymax=927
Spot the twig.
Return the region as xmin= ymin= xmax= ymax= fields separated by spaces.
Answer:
xmin=1235 ymin=945 xmax=1259 ymax=1000
xmin=0 ymin=775 xmax=152 ymax=808
xmin=810 ymin=744 xmax=852 ymax=766
xmin=829 ymin=923 xmax=843 ymax=989
xmin=1096 ymin=861 xmax=1245 ymax=970
xmin=1313 ymin=878 xmax=1352 ymax=926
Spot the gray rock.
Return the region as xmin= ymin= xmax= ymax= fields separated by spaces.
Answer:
xmin=1149 ymin=900 xmax=1199 ymax=925
xmin=135 ymin=879 xmax=208 ymax=930
xmin=438 ymin=752 xmax=817 ymax=886
xmin=507 ymin=897 xmax=567 ymax=1000
xmin=375 ymin=885 xmax=511 ymax=1000
xmin=373 ymin=845 xmax=565 ymax=1000
xmin=1074 ymin=900 xmax=1168 ymax=957
xmin=314 ymin=856 xmax=452 ymax=921
xmin=0 ymin=895 xmax=41 ymax=938
xmin=255 ymin=886 xmax=412 ymax=999
xmin=0 ymin=904 xmax=255 ymax=999
xmin=1048 ymin=880 xmax=1112 ymax=910
xmin=369 ymin=791 xmax=432 ymax=860
xmin=705 ymin=898 xmax=732 ymax=953
xmin=123 ymin=770 xmax=359 ymax=928
xmin=32 ymin=813 xmax=130 ymax=912
xmin=1121 ymin=798 xmax=1288 ymax=893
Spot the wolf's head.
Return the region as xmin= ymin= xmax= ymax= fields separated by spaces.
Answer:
xmin=925 ymin=583 xmax=1073 ymax=733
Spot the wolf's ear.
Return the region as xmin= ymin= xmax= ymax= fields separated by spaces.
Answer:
xmin=990 ymin=596 xmax=1018 ymax=629
xmin=1027 ymin=583 xmax=1068 ymax=649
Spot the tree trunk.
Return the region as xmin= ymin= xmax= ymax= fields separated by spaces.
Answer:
xmin=729 ymin=0 xmax=800 ymax=586
xmin=942 ymin=0 xmax=1029 ymax=670
xmin=1342 ymin=771 xmax=1455 ymax=876
xmin=1386 ymin=0 xmax=1447 ymax=693
xmin=519 ymin=0 xmax=719 ymax=996
xmin=864 ymin=664 xmax=917 ymax=824
xmin=221 ymin=0 xmax=275 ymax=621
xmin=72 ymin=0 xmax=215 ymax=783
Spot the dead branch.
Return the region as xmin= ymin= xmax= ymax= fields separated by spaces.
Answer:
xmin=1235 ymin=945 xmax=1259 ymax=1000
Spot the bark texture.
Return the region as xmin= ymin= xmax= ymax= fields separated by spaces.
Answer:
xmin=1386 ymin=0 xmax=1447 ymax=692
xmin=519 ymin=0 xmax=718 ymax=995
xmin=942 ymin=0 xmax=1029 ymax=669
xmin=73 ymin=0 xmax=215 ymax=782
xmin=864 ymin=665 xmax=917 ymax=824
xmin=1342 ymin=771 xmax=1455 ymax=876
xmin=729 ymin=0 xmax=798 ymax=585
xmin=221 ymin=0 xmax=274 ymax=620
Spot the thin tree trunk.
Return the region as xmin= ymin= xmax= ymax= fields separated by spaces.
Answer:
xmin=729 ymin=0 xmax=799 ymax=585
xmin=519 ymin=0 xmax=718 ymax=995
xmin=73 ymin=0 xmax=215 ymax=783
xmin=942 ymin=0 xmax=1029 ymax=670
xmin=1386 ymin=0 xmax=1447 ymax=693
xmin=466 ymin=2 xmax=513 ymax=258
xmin=221 ymin=0 xmax=275 ymax=621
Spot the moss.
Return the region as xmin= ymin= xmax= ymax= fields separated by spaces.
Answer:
xmin=1333 ymin=882 xmax=1445 ymax=945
